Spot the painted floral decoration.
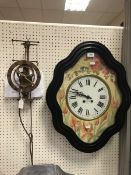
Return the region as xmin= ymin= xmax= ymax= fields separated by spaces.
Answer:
xmin=57 ymin=54 xmax=121 ymax=143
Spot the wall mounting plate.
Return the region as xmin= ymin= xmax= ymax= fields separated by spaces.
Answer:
xmin=4 ymin=71 xmax=44 ymax=98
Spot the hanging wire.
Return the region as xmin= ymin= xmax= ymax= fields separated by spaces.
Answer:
xmin=29 ymin=92 xmax=33 ymax=165
xmin=18 ymin=95 xmax=34 ymax=165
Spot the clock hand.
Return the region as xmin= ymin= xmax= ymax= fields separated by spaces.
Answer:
xmin=70 ymin=91 xmax=93 ymax=100
xmin=79 ymin=93 xmax=93 ymax=102
xmin=77 ymin=93 xmax=94 ymax=103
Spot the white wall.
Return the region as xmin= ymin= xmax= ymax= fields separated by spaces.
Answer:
xmin=0 ymin=21 xmax=123 ymax=175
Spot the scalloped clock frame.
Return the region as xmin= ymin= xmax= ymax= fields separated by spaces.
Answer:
xmin=46 ymin=41 xmax=131 ymax=153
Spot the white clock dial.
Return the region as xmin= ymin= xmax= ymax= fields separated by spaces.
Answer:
xmin=66 ymin=75 xmax=110 ymax=120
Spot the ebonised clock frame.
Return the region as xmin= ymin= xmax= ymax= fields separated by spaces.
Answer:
xmin=46 ymin=41 xmax=131 ymax=153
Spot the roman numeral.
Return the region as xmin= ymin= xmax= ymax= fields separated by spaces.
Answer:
xmin=71 ymin=88 xmax=78 ymax=92
xmin=100 ymin=95 xmax=106 ymax=99
xmin=86 ymin=109 xmax=89 ymax=116
xmin=98 ymin=87 xmax=104 ymax=92
xmin=97 ymin=101 xmax=104 ymax=108
xmin=94 ymin=81 xmax=98 ymax=87
xmin=86 ymin=79 xmax=90 ymax=85
xmin=94 ymin=108 xmax=98 ymax=113
xmin=78 ymin=107 xmax=83 ymax=114
xmin=78 ymin=81 xmax=83 ymax=87
xmin=69 ymin=96 xmax=76 ymax=99
xmin=72 ymin=101 xmax=78 ymax=108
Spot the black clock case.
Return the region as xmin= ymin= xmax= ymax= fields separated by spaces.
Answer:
xmin=46 ymin=41 xmax=131 ymax=153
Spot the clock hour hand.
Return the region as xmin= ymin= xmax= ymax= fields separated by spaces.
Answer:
xmin=78 ymin=93 xmax=93 ymax=103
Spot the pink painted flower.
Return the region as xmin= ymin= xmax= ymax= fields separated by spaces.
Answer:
xmin=91 ymin=58 xmax=102 ymax=73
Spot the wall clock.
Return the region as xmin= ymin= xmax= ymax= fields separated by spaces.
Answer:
xmin=46 ymin=41 xmax=131 ymax=152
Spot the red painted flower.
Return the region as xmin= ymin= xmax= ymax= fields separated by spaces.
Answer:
xmin=62 ymin=106 xmax=68 ymax=114
xmin=70 ymin=117 xmax=77 ymax=129
xmin=111 ymin=98 xmax=119 ymax=108
xmin=102 ymin=68 xmax=110 ymax=76
xmin=94 ymin=119 xmax=99 ymax=126
xmin=58 ymin=89 xmax=65 ymax=100
xmin=100 ymin=114 xmax=108 ymax=123
xmin=83 ymin=122 xmax=93 ymax=133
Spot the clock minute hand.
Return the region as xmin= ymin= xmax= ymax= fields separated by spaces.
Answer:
xmin=78 ymin=92 xmax=92 ymax=100
xmin=70 ymin=91 xmax=92 ymax=100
